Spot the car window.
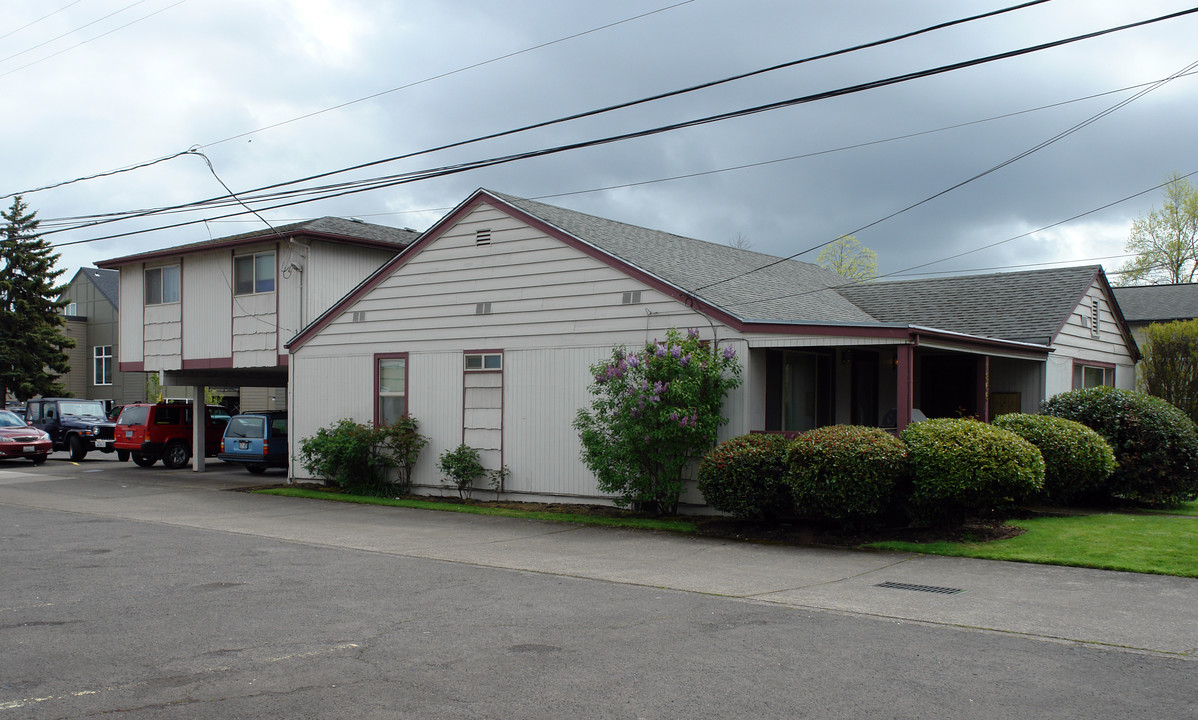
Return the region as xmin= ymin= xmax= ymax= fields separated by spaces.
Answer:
xmin=226 ymin=416 xmax=265 ymax=439
xmin=60 ymin=401 xmax=106 ymax=416
xmin=0 ymin=410 xmax=24 ymax=428
xmin=118 ymin=406 xmax=150 ymax=425
xmin=270 ymin=419 xmax=287 ymax=438
xmin=27 ymin=403 xmax=41 ymax=421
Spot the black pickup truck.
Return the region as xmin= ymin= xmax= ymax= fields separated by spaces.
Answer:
xmin=23 ymin=398 xmax=118 ymax=461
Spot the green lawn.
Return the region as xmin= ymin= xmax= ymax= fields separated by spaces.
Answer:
xmin=1144 ymin=498 xmax=1198 ymax=517
xmin=868 ymin=513 xmax=1198 ymax=577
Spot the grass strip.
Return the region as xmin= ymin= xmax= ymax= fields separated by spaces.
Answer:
xmin=868 ymin=513 xmax=1198 ymax=578
xmin=1143 ymin=498 xmax=1198 ymax=517
xmin=256 ymin=487 xmax=698 ymax=534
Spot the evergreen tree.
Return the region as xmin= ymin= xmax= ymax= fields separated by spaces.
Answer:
xmin=0 ymin=196 xmax=73 ymax=406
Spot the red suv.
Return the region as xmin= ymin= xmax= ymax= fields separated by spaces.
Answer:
xmin=114 ymin=403 xmax=229 ymax=469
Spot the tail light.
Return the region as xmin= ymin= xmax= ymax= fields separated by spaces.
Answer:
xmin=262 ymin=440 xmax=269 ymax=456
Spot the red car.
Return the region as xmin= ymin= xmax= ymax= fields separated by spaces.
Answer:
xmin=114 ymin=402 xmax=228 ymax=469
xmin=0 ymin=409 xmax=52 ymax=464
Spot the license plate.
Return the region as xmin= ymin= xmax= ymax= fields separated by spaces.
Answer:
xmin=95 ymin=440 xmax=109 ymax=448
xmin=125 ymin=430 xmax=133 ymax=438
xmin=23 ymin=446 xmax=35 ymax=453
xmin=238 ymin=440 xmax=249 ymax=450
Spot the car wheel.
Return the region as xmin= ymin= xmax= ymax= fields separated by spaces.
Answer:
xmin=246 ymin=464 xmax=267 ymax=474
xmin=131 ymin=453 xmax=156 ymax=468
xmin=162 ymin=441 xmax=190 ymax=469
xmin=68 ymin=434 xmax=87 ymax=461
xmin=31 ymin=454 xmax=47 ymax=465
xmin=117 ymin=450 xmax=130 ymax=462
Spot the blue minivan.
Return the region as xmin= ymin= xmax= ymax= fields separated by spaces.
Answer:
xmin=218 ymin=411 xmax=288 ymax=474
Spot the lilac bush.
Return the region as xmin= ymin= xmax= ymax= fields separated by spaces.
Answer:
xmin=573 ymin=328 xmax=742 ymax=514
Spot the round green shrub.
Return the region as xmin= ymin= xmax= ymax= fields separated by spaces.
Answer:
xmin=785 ymin=425 xmax=906 ymax=523
xmin=991 ymin=413 xmax=1116 ymax=504
xmin=1042 ymin=386 xmax=1198 ymax=506
xmin=899 ymin=418 xmax=1045 ymax=527
xmin=697 ymin=433 xmax=794 ymax=519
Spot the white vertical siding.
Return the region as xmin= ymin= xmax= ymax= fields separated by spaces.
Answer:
xmin=118 ymin=266 xmax=143 ymax=365
xmin=304 ymin=241 xmax=398 ymax=329
xmin=182 ymin=253 xmax=232 ymax=360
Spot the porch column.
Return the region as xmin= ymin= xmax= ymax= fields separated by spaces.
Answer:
xmin=192 ymin=384 xmax=206 ymax=472
xmin=896 ymin=345 xmax=913 ymax=431
xmin=976 ymin=356 xmax=990 ymax=422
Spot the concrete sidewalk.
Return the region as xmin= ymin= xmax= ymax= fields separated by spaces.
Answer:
xmin=1 ymin=461 xmax=1195 ymax=658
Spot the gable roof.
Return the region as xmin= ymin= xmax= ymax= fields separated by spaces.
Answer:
xmin=96 ymin=217 xmax=418 ymax=268
xmin=839 ymin=266 xmax=1104 ymax=346
xmin=1111 ymin=283 xmax=1198 ymax=323
xmin=489 ymin=191 xmax=877 ymax=325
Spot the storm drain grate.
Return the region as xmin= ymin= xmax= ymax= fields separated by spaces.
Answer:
xmin=875 ymin=581 xmax=964 ymax=595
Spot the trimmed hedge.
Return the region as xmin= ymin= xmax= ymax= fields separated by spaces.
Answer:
xmin=1042 ymin=386 xmax=1198 ymax=506
xmin=900 ymin=418 xmax=1045 ymax=527
xmin=697 ymin=433 xmax=794 ymax=519
xmin=991 ymin=413 xmax=1116 ymax=504
xmin=786 ymin=425 xmax=906 ymax=523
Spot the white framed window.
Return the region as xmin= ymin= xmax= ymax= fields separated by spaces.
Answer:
xmin=145 ymin=265 xmax=180 ymax=305
xmin=1072 ymin=362 xmax=1114 ymax=389
xmin=63 ymin=301 xmax=78 ymax=316
xmin=376 ymin=354 xmax=408 ymax=425
xmin=93 ymin=346 xmax=112 ymax=386
xmin=234 ymin=251 xmax=275 ymax=295
xmin=465 ymin=353 xmax=502 ymax=371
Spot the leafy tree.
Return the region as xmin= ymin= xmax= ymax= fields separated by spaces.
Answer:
xmin=816 ymin=235 xmax=877 ymax=281
xmin=574 ymin=328 xmax=742 ymax=514
xmin=1139 ymin=319 xmax=1198 ymax=424
xmin=1117 ymin=173 xmax=1198 ymax=285
xmin=0 ymin=196 xmax=72 ymax=407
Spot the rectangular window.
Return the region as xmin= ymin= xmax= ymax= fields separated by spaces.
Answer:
xmin=376 ymin=354 xmax=408 ymax=426
xmin=1072 ymin=363 xmax=1114 ymax=389
xmin=234 ymin=251 xmax=275 ymax=295
xmin=93 ymin=346 xmax=112 ymax=386
xmin=64 ymin=302 xmax=78 ymax=316
xmin=465 ymin=353 xmax=502 ymax=371
xmin=144 ymin=266 xmax=180 ymax=305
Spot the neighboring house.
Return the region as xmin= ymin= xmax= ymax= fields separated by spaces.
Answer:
xmin=96 ymin=218 xmax=419 ymax=464
xmin=285 ymin=189 xmax=1139 ymax=506
xmin=1111 ymin=283 xmax=1198 ymax=348
xmin=58 ymin=267 xmax=146 ymax=407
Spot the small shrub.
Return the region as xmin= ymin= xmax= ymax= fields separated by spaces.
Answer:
xmin=697 ymin=433 xmax=793 ymax=519
xmin=299 ymin=418 xmax=396 ymax=496
xmin=438 ymin=444 xmax=485 ymax=499
xmin=991 ymin=413 xmax=1115 ymax=504
xmin=900 ymin=418 xmax=1045 ymax=527
xmin=378 ymin=415 xmax=429 ymax=493
xmin=1043 ymin=386 xmax=1198 ymax=506
xmin=786 ymin=425 xmax=906 ymax=523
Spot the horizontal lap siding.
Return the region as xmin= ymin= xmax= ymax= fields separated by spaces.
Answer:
xmin=293 ymin=203 xmax=726 ymax=499
xmin=233 ymin=292 xmax=278 ymax=367
xmin=144 ymin=304 xmax=181 ymax=371
xmin=1051 ymin=284 xmax=1137 ymax=394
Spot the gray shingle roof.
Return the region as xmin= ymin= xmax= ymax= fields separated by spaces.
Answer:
xmin=100 ymin=217 xmax=417 ymax=266
xmin=490 ymin=191 xmax=878 ymax=325
xmin=1111 ymin=284 xmax=1198 ymax=323
xmin=84 ymin=267 xmax=120 ymax=308
xmin=838 ymin=266 xmax=1101 ymax=345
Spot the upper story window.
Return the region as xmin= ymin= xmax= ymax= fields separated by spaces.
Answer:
xmin=63 ymin=302 xmax=78 ymax=316
xmin=234 ymin=251 xmax=275 ymax=295
xmin=145 ymin=265 xmax=180 ymax=305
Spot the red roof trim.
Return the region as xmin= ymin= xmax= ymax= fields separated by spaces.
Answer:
xmin=96 ymin=229 xmax=407 ymax=269
xmin=182 ymin=357 xmax=234 ymax=370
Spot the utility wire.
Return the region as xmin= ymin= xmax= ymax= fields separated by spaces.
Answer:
xmin=0 ymin=0 xmax=87 ymax=42
xmin=45 ymin=5 xmax=1195 ymax=245
xmin=0 ymin=151 xmax=191 ymax=201
xmin=0 ymin=0 xmax=148 ymax=65
xmin=12 ymin=0 xmax=1050 ymax=203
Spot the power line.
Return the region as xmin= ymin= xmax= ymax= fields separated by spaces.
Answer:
xmin=46 ymin=5 xmax=1193 ymax=246
xmin=14 ymin=0 xmax=1051 ymax=204
xmin=0 ymin=0 xmax=149 ymax=65
xmin=0 ymin=0 xmax=87 ymax=43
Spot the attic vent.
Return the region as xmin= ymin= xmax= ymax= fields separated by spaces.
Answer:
xmin=1090 ymin=299 xmax=1101 ymax=338
xmin=475 ymin=302 xmax=492 ymax=315
xmin=351 ymin=311 xmax=367 ymax=323
xmin=621 ymin=290 xmax=642 ymax=305
xmin=476 ymin=229 xmax=492 ymax=246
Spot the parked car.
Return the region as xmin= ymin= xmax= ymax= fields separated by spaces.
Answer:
xmin=0 ymin=409 xmax=52 ymax=464
xmin=113 ymin=403 xmax=229 ymax=469
xmin=219 ymin=411 xmax=288 ymax=474
xmin=24 ymin=398 xmax=117 ymax=461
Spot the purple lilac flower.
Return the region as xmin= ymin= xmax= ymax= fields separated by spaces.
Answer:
xmin=670 ymin=345 xmax=682 ymax=359
xmin=688 ymin=327 xmax=700 ymax=339
xmin=722 ymin=345 xmax=736 ymax=360
xmin=655 ymin=344 xmax=667 ymax=358
xmin=626 ymin=355 xmax=640 ymax=369
xmin=680 ymin=354 xmax=691 ymax=367
xmin=669 ymin=412 xmax=679 ymax=422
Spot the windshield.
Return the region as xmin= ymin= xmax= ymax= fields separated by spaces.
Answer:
xmin=0 ymin=410 xmax=25 ymax=428
xmin=60 ymin=401 xmax=106 ymax=417
xmin=225 ymin=416 xmax=265 ymax=439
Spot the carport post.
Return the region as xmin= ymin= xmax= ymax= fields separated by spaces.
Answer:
xmin=192 ymin=385 xmax=206 ymax=472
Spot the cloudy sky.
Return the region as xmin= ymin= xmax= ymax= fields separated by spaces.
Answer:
xmin=4 ymin=0 xmax=1197 ymax=284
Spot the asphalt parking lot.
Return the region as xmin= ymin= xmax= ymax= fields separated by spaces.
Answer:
xmin=1 ymin=452 xmax=1195 ymax=718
